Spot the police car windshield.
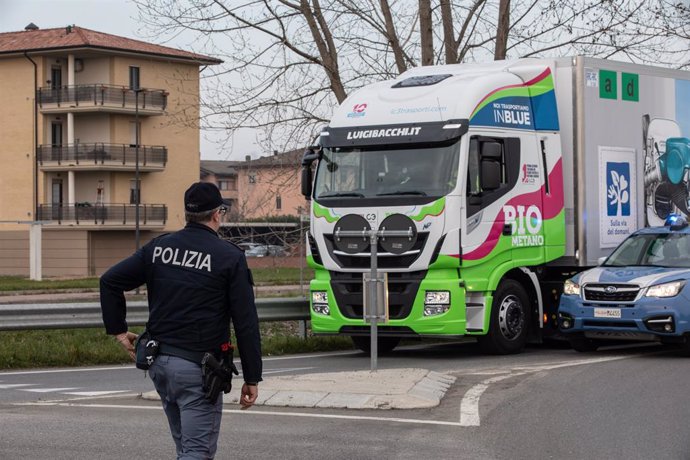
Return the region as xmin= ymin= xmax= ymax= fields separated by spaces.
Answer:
xmin=313 ymin=143 xmax=460 ymax=200
xmin=604 ymin=233 xmax=690 ymax=268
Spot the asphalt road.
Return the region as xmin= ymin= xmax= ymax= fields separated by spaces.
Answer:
xmin=1 ymin=341 xmax=689 ymax=459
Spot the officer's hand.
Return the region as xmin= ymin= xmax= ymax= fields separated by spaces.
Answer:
xmin=240 ymin=383 xmax=258 ymax=409
xmin=114 ymin=331 xmax=138 ymax=361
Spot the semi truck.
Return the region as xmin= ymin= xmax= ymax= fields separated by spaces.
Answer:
xmin=300 ymin=56 xmax=690 ymax=354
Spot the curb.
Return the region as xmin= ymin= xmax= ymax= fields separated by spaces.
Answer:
xmin=141 ymin=368 xmax=457 ymax=410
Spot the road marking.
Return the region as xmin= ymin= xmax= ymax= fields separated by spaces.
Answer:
xmin=23 ymin=387 xmax=79 ymax=393
xmin=15 ymin=402 xmax=465 ymax=427
xmin=0 ymin=351 xmax=357 ymax=377
xmin=459 ymin=372 xmax=527 ymax=426
xmin=263 ymin=367 xmax=316 ymax=375
xmin=458 ymin=353 xmax=645 ymax=426
xmin=0 ymin=384 xmax=36 ymax=389
xmin=63 ymin=390 xmax=132 ymax=396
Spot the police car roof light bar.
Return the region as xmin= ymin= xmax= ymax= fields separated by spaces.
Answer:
xmin=665 ymin=213 xmax=689 ymax=230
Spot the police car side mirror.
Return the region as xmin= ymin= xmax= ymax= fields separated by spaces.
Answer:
xmin=597 ymin=256 xmax=607 ymax=266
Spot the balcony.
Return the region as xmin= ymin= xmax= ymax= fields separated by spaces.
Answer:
xmin=36 ymin=203 xmax=167 ymax=228
xmin=37 ymin=143 xmax=167 ymax=171
xmin=37 ymin=85 xmax=167 ymax=115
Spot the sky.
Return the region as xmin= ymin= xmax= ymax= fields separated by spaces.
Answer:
xmin=0 ymin=0 xmax=259 ymax=161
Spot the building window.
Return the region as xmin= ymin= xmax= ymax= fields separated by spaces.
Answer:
xmin=276 ymin=195 xmax=282 ymax=210
xmin=129 ymin=66 xmax=140 ymax=90
xmin=248 ymin=174 xmax=256 ymax=184
xmin=218 ymin=178 xmax=237 ymax=190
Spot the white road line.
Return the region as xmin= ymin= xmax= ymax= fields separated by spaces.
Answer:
xmin=15 ymin=402 xmax=464 ymax=427
xmin=23 ymin=387 xmax=79 ymax=393
xmin=460 ymin=373 xmax=526 ymax=427
xmin=0 ymin=384 xmax=36 ymax=389
xmin=63 ymin=390 xmax=131 ymax=396
xmin=0 ymin=351 xmax=357 ymax=376
xmin=459 ymin=352 xmax=646 ymax=427
xmin=262 ymin=367 xmax=315 ymax=375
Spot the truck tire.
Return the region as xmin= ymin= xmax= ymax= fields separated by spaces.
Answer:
xmin=568 ymin=333 xmax=600 ymax=352
xmin=351 ymin=336 xmax=401 ymax=354
xmin=477 ymin=280 xmax=530 ymax=355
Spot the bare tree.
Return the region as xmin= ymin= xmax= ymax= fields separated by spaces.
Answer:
xmin=133 ymin=0 xmax=690 ymax=153
xmin=494 ymin=0 xmax=510 ymax=60
xmin=419 ymin=0 xmax=434 ymax=65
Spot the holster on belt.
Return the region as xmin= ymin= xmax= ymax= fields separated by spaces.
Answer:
xmin=201 ymin=346 xmax=239 ymax=403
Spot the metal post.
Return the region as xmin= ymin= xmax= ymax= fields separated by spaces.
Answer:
xmin=135 ymin=89 xmax=141 ymax=253
xmin=369 ymin=231 xmax=378 ymax=372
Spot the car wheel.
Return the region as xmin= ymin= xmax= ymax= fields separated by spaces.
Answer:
xmin=568 ymin=333 xmax=600 ymax=352
xmin=477 ymin=279 xmax=530 ymax=355
xmin=351 ymin=336 xmax=401 ymax=354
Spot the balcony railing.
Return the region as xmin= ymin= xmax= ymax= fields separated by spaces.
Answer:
xmin=36 ymin=203 xmax=167 ymax=226
xmin=37 ymin=143 xmax=167 ymax=168
xmin=37 ymin=85 xmax=167 ymax=111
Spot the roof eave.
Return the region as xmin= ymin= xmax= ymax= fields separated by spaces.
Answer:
xmin=0 ymin=44 xmax=222 ymax=65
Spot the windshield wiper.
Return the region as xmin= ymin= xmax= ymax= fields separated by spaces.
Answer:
xmin=376 ymin=190 xmax=427 ymax=196
xmin=319 ymin=192 xmax=364 ymax=198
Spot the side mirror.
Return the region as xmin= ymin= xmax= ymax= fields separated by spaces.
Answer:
xmin=301 ymin=148 xmax=320 ymax=199
xmin=480 ymin=142 xmax=502 ymax=191
xmin=597 ymin=256 xmax=607 ymax=266
xmin=481 ymin=160 xmax=501 ymax=191
xmin=301 ymin=166 xmax=313 ymax=199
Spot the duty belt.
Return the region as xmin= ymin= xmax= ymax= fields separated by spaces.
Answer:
xmin=158 ymin=344 xmax=206 ymax=364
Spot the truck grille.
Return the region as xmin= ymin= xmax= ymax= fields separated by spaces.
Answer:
xmin=329 ymin=270 xmax=426 ymax=320
xmin=583 ymin=284 xmax=640 ymax=303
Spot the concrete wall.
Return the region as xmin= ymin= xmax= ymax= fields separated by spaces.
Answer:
xmin=0 ymin=229 xmax=166 ymax=278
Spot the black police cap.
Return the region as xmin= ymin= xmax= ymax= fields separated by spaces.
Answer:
xmin=184 ymin=182 xmax=229 ymax=213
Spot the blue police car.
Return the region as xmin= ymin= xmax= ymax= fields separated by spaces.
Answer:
xmin=558 ymin=215 xmax=690 ymax=353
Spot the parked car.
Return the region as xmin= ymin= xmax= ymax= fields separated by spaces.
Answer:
xmin=266 ymin=245 xmax=287 ymax=256
xmin=237 ymin=243 xmax=267 ymax=257
xmin=558 ymin=214 xmax=690 ymax=353
xmin=237 ymin=242 xmax=287 ymax=257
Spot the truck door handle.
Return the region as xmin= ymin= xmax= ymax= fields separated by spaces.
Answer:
xmin=502 ymin=224 xmax=512 ymax=236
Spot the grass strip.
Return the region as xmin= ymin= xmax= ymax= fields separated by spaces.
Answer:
xmin=0 ymin=323 xmax=353 ymax=370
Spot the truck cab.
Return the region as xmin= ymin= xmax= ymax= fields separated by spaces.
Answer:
xmin=301 ymin=59 xmax=566 ymax=354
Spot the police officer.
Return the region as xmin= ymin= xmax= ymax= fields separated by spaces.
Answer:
xmin=100 ymin=181 xmax=262 ymax=459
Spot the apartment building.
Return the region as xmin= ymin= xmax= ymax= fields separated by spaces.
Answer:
xmin=200 ymin=160 xmax=238 ymax=219
xmin=0 ymin=24 xmax=220 ymax=277
xmin=234 ymin=149 xmax=307 ymax=220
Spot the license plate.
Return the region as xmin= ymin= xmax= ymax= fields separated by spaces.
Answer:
xmin=594 ymin=308 xmax=621 ymax=319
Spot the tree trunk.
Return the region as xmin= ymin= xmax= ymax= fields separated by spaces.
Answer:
xmin=440 ymin=0 xmax=457 ymax=64
xmin=419 ymin=0 xmax=434 ymax=66
xmin=380 ymin=0 xmax=408 ymax=74
xmin=300 ymin=0 xmax=348 ymax=102
xmin=494 ymin=0 xmax=510 ymax=60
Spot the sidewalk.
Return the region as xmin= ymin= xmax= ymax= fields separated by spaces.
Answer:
xmin=142 ymin=368 xmax=457 ymax=410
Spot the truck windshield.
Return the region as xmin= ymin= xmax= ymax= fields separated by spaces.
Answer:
xmin=604 ymin=233 xmax=690 ymax=268
xmin=314 ymin=142 xmax=460 ymax=200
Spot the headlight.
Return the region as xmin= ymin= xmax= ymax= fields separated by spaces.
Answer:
xmin=425 ymin=291 xmax=450 ymax=304
xmin=563 ymin=279 xmax=581 ymax=296
xmin=311 ymin=291 xmax=328 ymax=303
xmin=424 ymin=291 xmax=450 ymax=316
xmin=645 ymin=281 xmax=685 ymax=298
xmin=311 ymin=291 xmax=330 ymax=315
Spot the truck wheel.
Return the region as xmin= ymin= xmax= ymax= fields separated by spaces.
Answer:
xmin=351 ymin=336 xmax=401 ymax=354
xmin=477 ymin=280 xmax=530 ymax=355
xmin=568 ymin=333 xmax=599 ymax=352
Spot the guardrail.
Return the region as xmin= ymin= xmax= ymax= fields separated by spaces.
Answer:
xmin=0 ymin=297 xmax=310 ymax=331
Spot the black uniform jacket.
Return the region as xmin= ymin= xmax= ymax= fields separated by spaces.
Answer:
xmin=100 ymin=222 xmax=262 ymax=383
